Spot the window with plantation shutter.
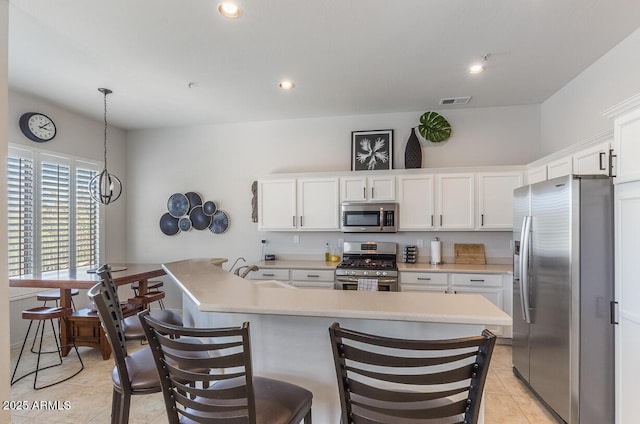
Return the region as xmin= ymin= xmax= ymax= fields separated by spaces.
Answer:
xmin=7 ymin=153 xmax=35 ymax=277
xmin=76 ymin=166 xmax=100 ymax=268
xmin=40 ymin=156 xmax=71 ymax=272
xmin=7 ymin=146 xmax=102 ymax=276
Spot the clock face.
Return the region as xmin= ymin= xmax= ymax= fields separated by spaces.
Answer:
xmin=19 ymin=112 xmax=57 ymax=142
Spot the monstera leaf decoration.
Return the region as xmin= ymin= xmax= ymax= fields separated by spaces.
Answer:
xmin=418 ymin=111 xmax=452 ymax=143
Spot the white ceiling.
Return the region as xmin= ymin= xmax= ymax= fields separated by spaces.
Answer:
xmin=8 ymin=0 xmax=640 ymax=130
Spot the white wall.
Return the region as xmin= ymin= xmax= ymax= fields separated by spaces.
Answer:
xmin=1 ymin=0 xmax=11 ymax=417
xmin=541 ymin=27 xmax=640 ymax=154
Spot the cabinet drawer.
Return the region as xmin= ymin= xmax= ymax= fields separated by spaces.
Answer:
xmin=400 ymin=272 xmax=448 ymax=285
xmin=290 ymin=269 xmax=335 ymax=282
xmin=450 ymin=273 xmax=502 ymax=287
xmin=249 ymin=269 xmax=290 ymax=281
xmin=291 ymin=281 xmax=335 ymax=290
xmin=401 ymin=284 xmax=448 ymax=293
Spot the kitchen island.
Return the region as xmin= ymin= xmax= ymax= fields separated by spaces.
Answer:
xmin=163 ymin=258 xmax=512 ymax=423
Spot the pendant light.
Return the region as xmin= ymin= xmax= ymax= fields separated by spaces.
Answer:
xmin=89 ymin=88 xmax=122 ymax=205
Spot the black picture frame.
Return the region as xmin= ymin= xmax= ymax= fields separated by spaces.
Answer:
xmin=351 ymin=129 xmax=394 ymax=171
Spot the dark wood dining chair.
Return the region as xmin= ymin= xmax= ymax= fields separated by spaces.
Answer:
xmin=328 ymin=322 xmax=496 ymax=424
xmin=96 ymin=264 xmax=183 ymax=340
xmin=139 ymin=310 xmax=313 ymax=424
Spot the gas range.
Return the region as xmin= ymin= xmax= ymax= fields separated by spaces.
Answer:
xmin=335 ymin=241 xmax=398 ymax=291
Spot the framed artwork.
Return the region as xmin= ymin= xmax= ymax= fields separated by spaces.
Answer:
xmin=351 ymin=129 xmax=394 ymax=171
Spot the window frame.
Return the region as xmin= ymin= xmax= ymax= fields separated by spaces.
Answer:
xmin=8 ymin=144 xmax=104 ymax=276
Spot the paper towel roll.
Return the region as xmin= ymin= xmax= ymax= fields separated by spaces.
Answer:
xmin=430 ymin=240 xmax=442 ymax=264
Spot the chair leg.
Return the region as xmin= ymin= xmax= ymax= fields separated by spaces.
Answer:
xmin=11 ymin=320 xmax=35 ymax=384
xmin=120 ymin=391 xmax=131 ymax=424
xmin=33 ymin=319 xmax=84 ymax=390
xmin=304 ymin=408 xmax=312 ymax=424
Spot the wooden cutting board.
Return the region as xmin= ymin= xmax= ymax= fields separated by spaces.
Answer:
xmin=454 ymin=244 xmax=486 ymax=264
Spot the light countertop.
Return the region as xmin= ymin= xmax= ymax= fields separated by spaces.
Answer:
xmin=255 ymin=259 xmax=512 ymax=274
xmin=163 ymin=258 xmax=511 ymax=326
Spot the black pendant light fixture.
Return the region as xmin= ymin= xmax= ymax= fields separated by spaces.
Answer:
xmin=89 ymin=88 xmax=122 ymax=205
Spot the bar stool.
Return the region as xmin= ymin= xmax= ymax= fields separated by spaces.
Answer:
xmin=130 ymin=281 xmax=165 ymax=309
xmin=11 ymin=306 xmax=84 ymax=390
xmin=31 ymin=289 xmax=80 ymax=354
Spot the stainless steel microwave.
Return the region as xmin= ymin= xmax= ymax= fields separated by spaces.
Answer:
xmin=340 ymin=202 xmax=398 ymax=233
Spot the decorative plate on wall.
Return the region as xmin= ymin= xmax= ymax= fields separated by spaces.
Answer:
xmin=203 ymin=200 xmax=217 ymax=216
xmin=159 ymin=213 xmax=180 ymax=236
xmin=178 ymin=217 xmax=192 ymax=232
xmin=209 ymin=210 xmax=229 ymax=234
xmin=160 ymin=192 xmax=228 ymax=236
xmin=190 ymin=205 xmax=212 ymax=230
xmin=185 ymin=192 xmax=203 ymax=211
xmin=167 ymin=193 xmax=189 ymax=218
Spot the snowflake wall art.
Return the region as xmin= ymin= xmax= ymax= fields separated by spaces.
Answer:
xmin=351 ymin=129 xmax=394 ymax=171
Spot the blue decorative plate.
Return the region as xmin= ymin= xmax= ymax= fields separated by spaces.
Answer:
xmin=185 ymin=192 xmax=203 ymax=211
xmin=203 ymin=200 xmax=217 ymax=216
xmin=190 ymin=205 xmax=212 ymax=230
xmin=209 ymin=210 xmax=229 ymax=234
xmin=178 ymin=216 xmax=192 ymax=231
xmin=167 ymin=193 xmax=189 ymax=218
xmin=159 ymin=213 xmax=179 ymax=236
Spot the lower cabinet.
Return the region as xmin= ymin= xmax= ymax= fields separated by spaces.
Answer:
xmin=248 ymin=268 xmax=335 ymax=289
xmin=400 ymin=271 xmax=512 ymax=338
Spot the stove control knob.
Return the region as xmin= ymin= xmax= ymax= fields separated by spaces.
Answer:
xmin=376 ymin=271 xmax=381 ymax=276
xmin=363 ymin=271 xmax=369 ymax=276
xmin=382 ymin=272 xmax=387 ymax=277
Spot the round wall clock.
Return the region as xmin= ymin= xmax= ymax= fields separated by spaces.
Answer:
xmin=19 ymin=112 xmax=57 ymax=142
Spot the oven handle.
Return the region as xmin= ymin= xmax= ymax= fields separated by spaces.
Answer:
xmin=336 ymin=277 xmax=397 ymax=284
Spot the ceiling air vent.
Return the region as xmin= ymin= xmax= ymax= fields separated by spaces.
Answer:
xmin=439 ymin=96 xmax=471 ymax=105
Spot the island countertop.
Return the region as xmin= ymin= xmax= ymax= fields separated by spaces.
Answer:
xmin=163 ymin=258 xmax=511 ymax=327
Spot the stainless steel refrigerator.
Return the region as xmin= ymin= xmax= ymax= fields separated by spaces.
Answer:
xmin=512 ymin=175 xmax=614 ymax=424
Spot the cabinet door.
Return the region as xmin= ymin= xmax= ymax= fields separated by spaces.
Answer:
xmin=614 ymin=107 xmax=640 ymax=184
xmin=401 ymin=285 xmax=448 ymax=293
xmin=452 ymin=286 xmax=504 ymax=336
xmin=340 ymin=176 xmax=367 ymax=202
xmin=547 ymin=156 xmax=573 ymax=179
xmin=436 ymin=173 xmax=474 ymax=229
xmin=615 ymin=183 xmax=640 ymax=424
xmin=572 ymin=141 xmax=611 ymax=176
xmin=297 ymin=177 xmax=339 ymax=230
xmin=477 ymin=172 xmax=523 ymax=230
xmin=368 ymin=176 xmax=396 ymax=201
xmin=397 ymin=175 xmax=435 ymax=230
xmin=527 ymin=165 xmax=547 ymax=184
xmin=246 ymin=268 xmax=290 ymax=282
xmin=258 ymin=179 xmax=297 ymax=231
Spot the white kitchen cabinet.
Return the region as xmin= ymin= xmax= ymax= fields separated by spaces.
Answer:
xmin=546 ymin=155 xmax=573 ymax=179
xmin=340 ymin=175 xmax=395 ymax=202
xmin=572 ymin=140 xmax=612 ymax=176
xmin=258 ymin=177 xmax=339 ymax=231
xmin=290 ymin=269 xmax=335 ymax=289
xmin=397 ymin=174 xmax=435 ymax=230
xmin=400 ymin=271 xmax=448 ymax=293
xmin=258 ymin=179 xmax=297 ymax=231
xmin=247 ymin=268 xmax=291 ymax=283
xmin=477 ymin=172 xmax=523 ymax=230
xmin=297 ymin=177 xmax=340 ymax=230
xmin=612 ymin=106 xmax=640 ymax=184
xmin=436 ymin=173 xmax=474 ymax=230
xmin=451 ymin=286 xmax=504 ymax=336
xmin=527 ymin=165 xmax=547 ymax=184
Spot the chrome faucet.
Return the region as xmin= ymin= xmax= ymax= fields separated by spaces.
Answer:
xmin=229 ymin=257 xmax=246 ymax=273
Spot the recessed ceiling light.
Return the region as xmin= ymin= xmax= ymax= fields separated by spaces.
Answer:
xmin=278 ymin=80 xmax=295 ymax=90
xmin=468 ymin=64 xmax=485 ymax=74
xmin=218 ymin=2 xmax=242 ymax=19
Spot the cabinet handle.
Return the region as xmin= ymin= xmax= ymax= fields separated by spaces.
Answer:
xmin=481 ymin=214 xmax=484 ymax=226
xmin=417 ymin=277 xmax=431 ymax=281
xmin=363 ymin=186 xmax=366 ymax=199
xmin=371 ymin=187 xmax=375 ymax=199
xmin=431 ymin=215 xmax=434 ymax=226
xmin=454 ymin=290 xmax=458 ymax=294
xmin=470 ymin=279 xmax=485 ymax=282
xmin=440 ymin=215 xmax=443 ymax=226
xmin=263 ymin=273 xmax=275 ymax=277
xmin=599 ymin=152 xmax=606 ymax=171
xmin=300 ymin=216 xmax=303 ymax=227
xmin=292 ymin=216 xmax=296 ymax=227
xmin=608 ymin=149 xmax=617 ymax=178
xmin=307 ymin=274 xmax=320 ymax=278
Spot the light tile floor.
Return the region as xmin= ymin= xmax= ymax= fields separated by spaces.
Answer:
xmin=10 ymin=340 xmax=559 ymax=423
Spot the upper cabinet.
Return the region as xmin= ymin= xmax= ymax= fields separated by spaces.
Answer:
xmin=340 ymin=175 xmax=395 ymax=202
xmin=526 ymin=165 xmax=547 ymax=185
xmin=546 ymin=155 xmax=573 ymax=180
xmin=572 ymin=140 xmax=611 ymax=176
xmin=397 ymin=174 xmax=435 ymax=230
xmin=477 ymin=172 xmax=523 ymax=230
xmin=436 ymin=173 xmax=475 ymax=230
xmin=258 ymin=177 xmax=339 ymax=231
xmin=613 ymin=107 xmax=640 ymax=183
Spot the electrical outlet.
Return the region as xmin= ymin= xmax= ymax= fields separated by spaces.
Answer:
xmin=417 ymin=239 xmax=424 ymax=248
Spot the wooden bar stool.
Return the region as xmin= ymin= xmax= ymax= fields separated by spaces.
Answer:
xmin=11 ymin=306 xmax=84 ymax=390
xmin=31 ymin=289 xmax=80 ymax=354
xmin=131 ymin=280 xmax=165 ymax=309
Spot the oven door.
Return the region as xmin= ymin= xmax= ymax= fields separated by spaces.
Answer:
xmin=335 ymin=276 xmax=398 ymax=292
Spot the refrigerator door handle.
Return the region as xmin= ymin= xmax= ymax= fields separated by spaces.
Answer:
xmin=520 ymin=215 xmax=533 ymax=324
